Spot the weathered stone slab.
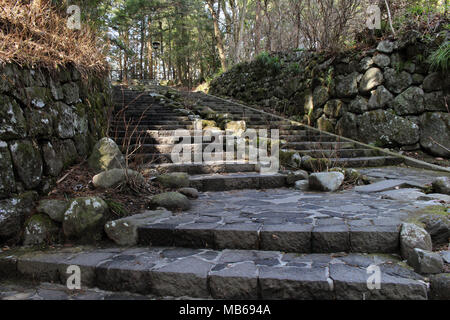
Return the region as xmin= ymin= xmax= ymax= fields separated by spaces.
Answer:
xmin=174 ymin=223 xmax=217 ymax=249
xmin=151 ymin=257 xmax=212 ymax=298
xmin=312 ymin=224 xmax=350 ymax=253
xmin=330 ymin=264 xmax=427 ymax=300
xmin=209 ymin=261 xmax=258 ymax=299
xmin=259 ymin=266 xmax=333 ymax=299
xmin=260 ymin=224 xmax=312 ymax=253
xmin=350 ymin=225 xmax=400 ymax=253
xmin=215 ymin=223 xmax=261 ymax=250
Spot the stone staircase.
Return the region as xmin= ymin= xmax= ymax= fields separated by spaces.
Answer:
xmin=109 ymin=87 xmax=403 ymax=193
xmin=0 ymin=86 xmax=434 ymax=300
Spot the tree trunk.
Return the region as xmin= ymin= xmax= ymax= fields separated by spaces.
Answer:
xmin=207 ymin=0 xmax=228 ymax=71
xmin=235 ymin=0 xmax=248 ymax=62
xmin=147 ymin=16 xmax=154 ymax=80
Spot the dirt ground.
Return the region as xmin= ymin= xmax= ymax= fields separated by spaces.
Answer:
xmin=45 ymin=162 xmax=163 ymax=216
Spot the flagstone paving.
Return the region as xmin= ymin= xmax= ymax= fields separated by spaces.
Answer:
xmin=0 ymin=247 xmax=429 ymax=300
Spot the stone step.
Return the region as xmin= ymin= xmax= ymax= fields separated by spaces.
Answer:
xmin=110 ymin=120 xmax=194 ymax=127
xmin=153 ymin=162 xmax=258 ymax=174
xmin=0 ymin=247 xmax=427 ymax=299
xmin=281 ymin=135 xmax=339 ymax=142
xmin=324 ymin=156 xmax=404 ymax=168
xmin=189 ymin=172 xmax=287 ymax=191
xmin=133 ymin=152 xmax=239 ymax=164
xmin=132 ymin=143 xmax=273 ymax=154
xmin=138 ymin=218 xmax=401 ymax=254
xmin=282 ymin=142 xmax=357 ymax=150
xmin=290 ymin=149 xmax=382 ymax=158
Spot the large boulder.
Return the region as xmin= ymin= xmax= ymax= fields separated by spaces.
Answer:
xmin=156 ymin=172 xmax=190 ymax=189
xmin=419 ymin=112 xmax=450 ymax=158
xmin=0 ymin=95 xmax=27 ymax=140
xmin=336 ymin=112 xmax=358 ymax=139
xmin=422 ymin=72 xmax=447 ymax=92
xmin=92 ymin=169 xmax=145 ymax=189
xmin=348 ymin=96 xmax=369 ymax=114
xmin=54 ymin=102 xmax=77 ymax=139
xmin=323 ymin=99 xmax=344 ymax=118
xmin=41 ymin=141 xmax=64 ymax=177
xmin=0 ymin=141 xmax=16 ymax=198
xmin=37 ymin=199 xmax=69 ymax=223
xmin=372 ymin=54 xmax=391 ymax=68
xmin=24 ymin=108 xmax=53 ymax=138
xmin=359 ymin=67 xmax=383 ymax=93
xmin=308 ymin=172 xmax=344 ymax=192
xmin=317 ymin=115 xmax=335 ymax=133
xmin=368 ymin=86 xmax=394 ymax=110
xmin=356 ymin=110 xmax=420 ymax=146
xmin=88 ymin=138 xmax=125 ymax=172
xmin=8 ymin=140 xmax=43 ymax=189
xmin=61 ymin=82 xmax=80 ymax=105
xmin=424 ymin=91 xmax=449 ymax=112
xmin=63 ymin=197 xmax=108 ymax=242
xmin=104 ymin=209 xmax=172 ymax=246
xmin=390 ymin=86 xmax=425 ymax=115
xmin=400 ymin=223 xmax=433 ymax=261
xmin=335 ymin=72 xmax=360 ymax=98
xmin=313 ymin=86 xmax=329 ymax=107
xmin=407 ymin=248 xmax=444 ymax=274
xmin=429 ymin=274 xmax=450 ymax=300
xmin=432 ymin=177 xmax=450 ymax=195
xmin=149 ymin=192 xmax=191 ymax=212
xmin=23 ymin=214 xmax=60 ymax=246
xmin=0 ymin=192 xmax=37 ymax=242
xmin=384 ymin=69 xmax=412 ymax=94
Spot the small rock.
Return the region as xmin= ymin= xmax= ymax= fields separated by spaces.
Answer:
xmin=432 ymin=177 xmax=450 ymax=195
xmin=105 ymin=209 xmax=172 ymax=246
xmin=156 ymin=172 xmax=190 ymax=189
xmin=295 ymin=180 xmax=309 ymax=191
xmin=407 ymin=248 xmax=444 ymax=274
xmin=286 ymin=170 xmax=309 ymax=186
xmin=23 ymin=214 xmax=60 ymax=246
xmin=37 ymin=199 xmax=69 ymax=223
xmin=225 ymin=121 xmax=246 ymax=136
xmin=372 ymin=54 xmax=390 ymax=68
xmin=149 ymin=192 xmax=191 ymax=212
xmin=88 ymin=138 xmax=125 ymax=173
xmin=178 ymin=187 xmax=199 ymax=199
xmin=63 ymin=197 xmax=108 ymax=242
xmin=419 ymin=214 xmax=450 ymax=246
xmin=308 ymin=172 xmax=345 ymax=192
xmin=377 ymin=40 xmax=394 ymax=53
xmin=400 ymin=223 xmax=433 ymax=260
xmin=92 ymin=169 xmax=145 ymax=189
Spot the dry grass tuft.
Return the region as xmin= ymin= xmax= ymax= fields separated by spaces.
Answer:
xmin=0 ymin=0 xmax=108 ymax=77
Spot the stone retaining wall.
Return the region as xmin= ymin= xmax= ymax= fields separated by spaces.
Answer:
xmin=0 ymin=63 xmax=111 ymax=243
xmin=210 ymin=37 xmax=450 ymax=158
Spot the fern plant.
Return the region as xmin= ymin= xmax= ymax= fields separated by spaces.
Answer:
xmin=428 ymin=41 xmax=450 ymax=72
